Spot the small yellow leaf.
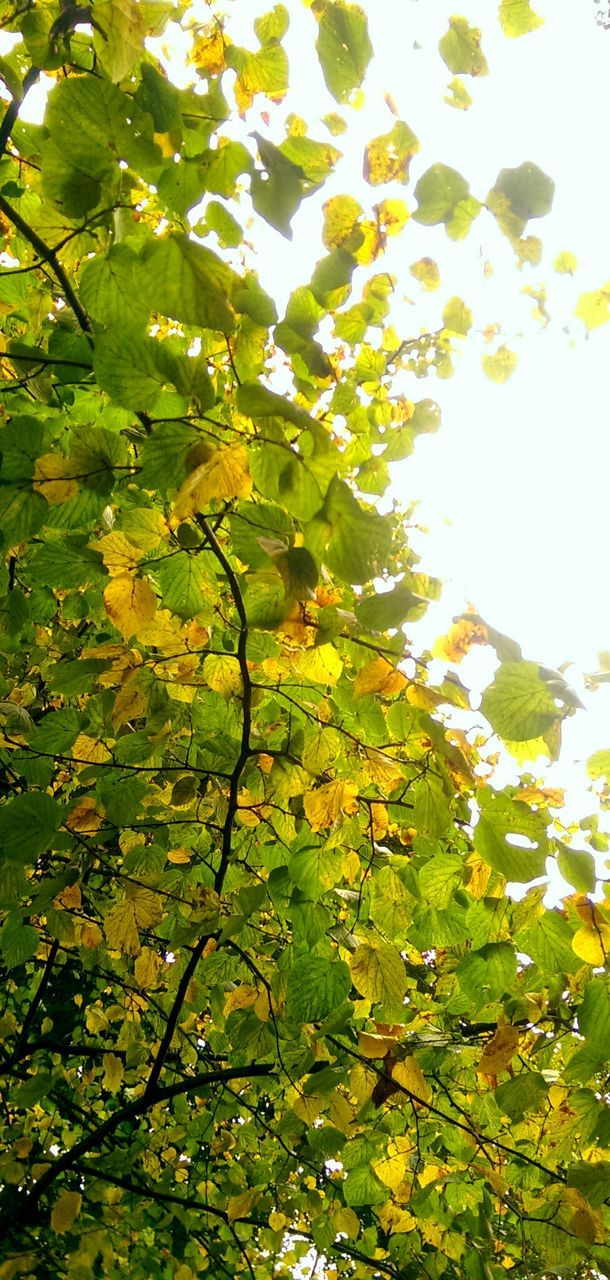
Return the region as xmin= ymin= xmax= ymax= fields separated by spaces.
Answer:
xmin=355 ymin=657 xmax=407 ymax=699
xmin=227 ymin=1189 xmax=259 ymax=1224
xmin=409 ymin=257 xmax=441 ymax=291
xmin=72 ymin=734 xmax=112 ymax=767
xmin=75 ymin=919 xmax=103 ymax=950
xmin=95 ymin=532 xmax=142 ymax=577
xmin=102 ymin=1052 xmax=124 ymax=1093
xmin=53 ymin=882 xmax=82 ymax=911
xmin=332 ymin=1206 xmax=361 ymax=1239
xmin=358 ymin=1031 xmax=397 ymax=1059
xmin=104 ymin=575 xmax=157 ymax=639
xmin=33 ymin=453 xmax=79 ymax=504
xmin=373 ymin=1136 xmax=412 ymax=1189
xmin=477 ymin=1025 xmax=520 ymax=1076
xmin=51 ymin=1190 xmax=82 ymax=1234
xmin=392 ymin=1055 xmax=431 ymax=1104
xmin=125 ymin=883 xmax=163 ymax=929
xmin=174 ymin=445 xmax=252 ymax=518
xmin=432 ymin=619 xmax=488 ymax=663
xmin=298 ymin=644 xmax=343 ymax=686
xmin=269 ymin=1210 xmax=288 ymax=1231
xmin=112 ymin=677 xmax=150 ymax=731
xmin=104 ymin=898 xmax=141 ymax=956
xmin=65 ymin=796 xmax=105 ymax=834
xmin=167 ymin=846 xmax=191 ymax=865
xmin=572 ymin=924 xmax=610 ymax=966
xmin=134 ymin=946 xmax=162 ymax=988
xmin=190 ymin=26 xmax=229 ymax=76
xmin=377 ymin=1201 xmax=416 ymax=1234
xmin=202 ymin=652 xmax=243 ymax=699
xmin=304 ymin=779 xmax=359 ymax=831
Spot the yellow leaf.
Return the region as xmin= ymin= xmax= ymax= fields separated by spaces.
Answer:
xmin=53 ymin=882 xmax=82 ymax=911
xmin=322 ymin=194 xmax=363 ymax=251
xmin=477 ymin=1025 xmax=521 ymax=1076
xmin=516 ymin=785 xmax=564 ymax=808
xmin=466 ymin=853 xmax=491 ymax=899
xmin=355 ymin=657 xmax=407 ymax=699
xmin=227 ymin=1189 xmax=259 ymax=1223
xmin=332 ymin=1206 xmax=360 ymax=1240
xmin=298 ymin=644 xmax=343 ymax=686
xmin=167 ymin=846 xmax=191 ymax=865
xmin=174 ymin=445 xmax=252 ymax=518
xmin=363 ymin=749 xmax=403 ymax=792
xmin=572 ymin=924 xmax=610 ymax=966
xmin=125 ymin=883 xmax=163 ymax=929
xmin=357 ymin=1031 xmax=397 ymax=1059
xmin=112 ymin=677 xmax=150 ymax=731
xmin=304 ymin=779 xmax=359 ymax=831
xmin=65 ymin=796 xmax=105 ymax=834
xmin=409 ymin=257 xmax=440 ymax=291
xmin=269 ymin=1211 xmax=288 ymax=1231
xmin=95 ymin=531 xmax=142 ymax=577
xmin=392 ymin=1055 xmax=431 ymax=1104
xmin=370 ymin=801 xmax=389 ymax=839
xmin=224 ymin=984 xmax=259 ymax=1017
xmin=432 ymin=619 xmax=488 ymax=663
xmin=104 ymin=898 xmax=141 ymax=956
xmin=51 ymin=1190 xmax=82 ymax=1234
xmin=33 ymin=453 xmax=79 ymax=505
xmin=104 ymin=575 xmax=157 ymax=639
xmin=72 ymin=734 xmax=112 ymax=767
xmin=75 ymin=919 xmax=103 ymax=950
xmin=102 ymin=1052 xmax=124 ymax=1093
xmin=373 ymin=1136 xmax=412 ymax=1190
xmin=377 ymin=1201 xmax=416 ymax=1234
xmin=202 ymin=652 xmax=243 ymax=699
xmin=189 ymin=25 xmax=229 ymax=77
xmin=134 ymin=946 xmax=162 ymax=988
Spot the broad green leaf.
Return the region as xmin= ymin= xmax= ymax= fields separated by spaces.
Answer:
xmin=313 ymin=0 xmax=373 ymax=103
xmin=578 ymin=979 xmax=610 ymax=1044
xmin=285 ymin=955 xmax=351 ymax=1022
xmin=138 ymin=233 xmax=237 ymax=331
xmin=156 ymin=552 xmax=215 ymax=618
xmin=490 ymin=162 xmax=555 ymax=222
xmin=457 ymin=943 xmax=517 ymax=1003
xmin=482 ymin=661 xmax=563 ymax=741
xmin=556 ymin=844 xmax=596 ymax=894
xmin=413 ymin=164 xmax=481 ymax=238
xmin=438 ymin=18 xmax=488 ymax=76
xmin=0 ymin=912 xmax=39 ymax=968
xmin=474 ymin=789 xmax=548 ymax=881
xmin=0 ymin=793 xmax=63 ymax=864
xmin=94 ymin=330 xmax=167 ymax=410
xmin=495 ymin=1072 xmax=547 ymax=1118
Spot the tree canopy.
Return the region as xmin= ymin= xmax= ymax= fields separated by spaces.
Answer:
xmin=0 ymin=3 xmax=609 ymax=1279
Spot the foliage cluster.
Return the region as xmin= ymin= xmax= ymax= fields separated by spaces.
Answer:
xmin=0 ymin=3 xmax=609 ymax=1279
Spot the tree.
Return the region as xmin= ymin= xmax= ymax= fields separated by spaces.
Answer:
xmin=0 ymin=2 xmax=608 ymax=1278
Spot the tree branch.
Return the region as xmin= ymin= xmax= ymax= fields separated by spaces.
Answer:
xmin=0 ymin=192 xmax=93 ymax=335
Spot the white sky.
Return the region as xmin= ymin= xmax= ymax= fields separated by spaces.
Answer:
xmin=4 ymin=0 xmax=610 ymax=827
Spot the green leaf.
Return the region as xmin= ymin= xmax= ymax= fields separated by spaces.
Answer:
xmin=0 ymin=912 xmax=38 ymax=969
xmin=499 ymin=0 xmax=543 ymax=38
xmin=254 ymin=5 xmax=290 ymax=44
xmin=356 ymin=583 xmax=427 ymax=631
xmin=413 ymin=164 xmax=481 ymax=238
xmin=438 ymin=18 xmax=488 ymax=76
xmin=474 ymin=789 xmax=548 ymax=881
xmin=138 ymin=233 xmax=238 ymax=332
xmin=482 ymin=661 xmax=563 ymax=741
xmin=285 ymin=954 xmax=351 ymax=1022
xmin=94 ymin=330 xmax=167 ymax=411
xmin=80 ymin=244 xmax=149 ymax=328
xmin=0 ymin=792 xmax=63 ymax=864
xmin=313 ymin=0 xmax=373 ymax=104
xmin=495 ymin=1072 xmax=547 ymax=1119
xmin=517 ymin=909 xmax=580 ymax=973
xmin=490 ymin=162 xmax=555 ymax=222
xmin=156 ymin=552 xmax=214 ymax=618
xmin=418 ymin=853 xmax=463 ymax=908
xmin=457 ymin=943 xmax=517 ymax=1003
xmin=318 ymin=478 xmax=392 ymax=584
xmin=578 ymin=979 xmax=610 ymax=1045
xmin=556 ymin=844 xmax=596 ymax=894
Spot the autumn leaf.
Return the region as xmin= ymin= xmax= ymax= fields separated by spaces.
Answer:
xmin=304 ymin=779 xmax=359 ymax=830
xmin=174 ymin=445 xmax=252 ymax=517
xmin=104 ymin=575 xmax=157 ymax=638
xmin=51 ymin=1190 xmax=82 ymax=1234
